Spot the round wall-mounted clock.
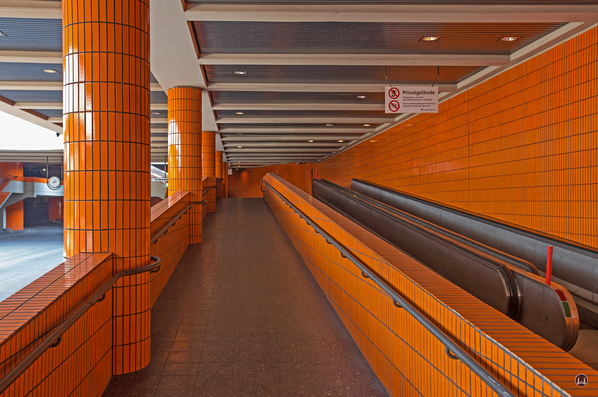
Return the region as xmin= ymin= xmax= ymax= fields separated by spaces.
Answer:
xmin=47 ymin=176 xmax=62 ymax=190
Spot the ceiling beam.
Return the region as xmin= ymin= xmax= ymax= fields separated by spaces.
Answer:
xmin=219 ymin=127 xmax=374 ymax=134
xmin=216 ymin=117 xmax=392 ymax=124
xmin=0 ymin=81 xmax=164 ymax=91
xmin=0 ymin=100 xmax=62 ymax=134
xmin=0 ymin=1 xmax=61 ymax=18
xmin=200 ymin=53 xmax=509 ymax=67
xmin=224 ymin=142 xmax=348 ymax=148
xmin=185 ymin=4 xmax=598 ymax=23
xmin=221 ymin=135 xmax=363 ymax=141
xmin=208 ymin=83 xmax=456 ymax=93
xmin=213 ymin=103 xmax=382 ymax=111
xmin=14 ymin=102 xmax=169 ymax=111
xmin=0 ymin=51 xmax=62 ymax=64
xmin=226 ymin=148 xmax=335 ymax=153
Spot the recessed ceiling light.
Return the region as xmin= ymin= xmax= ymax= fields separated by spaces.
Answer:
xmin=363 ymin=124 xmax=371 ymax=127
xmin=420 ymin=36 xmax=442 ymax=42
xmin=151 ymin=111 xmax=162 ymax=115
xmin=41 ymin=69 xmax=60 ymax=74
xmin=0 ymin=30 xmax=7 ymax=37
xmin=233 ymin=71 xmax=248 ymax=75
xmin=369 ymin=140 xmax=378 ymax=143
xmin=499 ymin=36 xmax=520 ymax=42
xmin=357 ymin=95 xmax=369 ymax=99
xmin=325 ymin=123 xmax=334 ymax=127
xmin=337 ymin=140 xmax=344 ymax=143
xmin=308 ymin=140 xmax=314 ymax=143
xmin=235 ymin=112 xmax=244 ymax=115
xmin=237 ymin=145 xmax=243 ymax=148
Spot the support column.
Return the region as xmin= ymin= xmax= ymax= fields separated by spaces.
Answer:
xmin=215 ymin=150 xmax=223 ymax=198
xmin=202 ymin=131 xmax=216 ymax=212
xmin=63 ymin=0 xmax=151 ymax=374
xmin=222 ymin=161 xmax=229 ymax=198
xmin=168 ymin=87 xmax=202 ymax=243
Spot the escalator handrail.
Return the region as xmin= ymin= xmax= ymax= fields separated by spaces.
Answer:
xmin=261 ymin=178 xmax=515 ymax=397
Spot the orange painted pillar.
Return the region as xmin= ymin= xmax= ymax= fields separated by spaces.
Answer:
xmin=168 ymin=87 xmax=203 ymax=243
xmin=215 ymin=150 xmax=224 ymax=198
xmin=202 ymin=131 xmax=216 ymax=212
xmin=63 ymin=0 xmax=151 ymax=375
xmin=222 ymin=162 xmax=229 ymax=198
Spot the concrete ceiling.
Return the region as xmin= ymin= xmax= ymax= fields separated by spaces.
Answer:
xmin=0 ymin=1 xmax=597 ymax=166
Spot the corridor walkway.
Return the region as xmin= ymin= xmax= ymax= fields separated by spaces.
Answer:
xmin=103 ymin=198 xmax=388 ymax=397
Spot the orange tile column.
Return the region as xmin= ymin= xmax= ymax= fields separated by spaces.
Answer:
xmin=222 ymin=161 xmax=229 ymax=198
xmin=215 ymin=150 xmax=224 ymax=198
xmin=63 ymin=0 xmax=152 ymax=375
xmin=168 ymin=87 xmax=203 ymax=243
xmin=202 ymin=131 xmax=216 ymax=212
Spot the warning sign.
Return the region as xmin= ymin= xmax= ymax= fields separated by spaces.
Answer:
xmin=385 ymin=86 xmax=439 ymax=114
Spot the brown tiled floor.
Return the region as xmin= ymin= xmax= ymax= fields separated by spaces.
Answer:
xmin=103 ymin=198 xmax=388 ymax=397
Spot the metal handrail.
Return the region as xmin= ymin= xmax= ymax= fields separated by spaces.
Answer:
xmin=150 ymin=201 xmax=206 ymax=245
xmin=0 ymin=255 xmax=162 ymax=395
xmin=261 ymin=179 xmax=514 ymax=397
xmin=202 ymin=185 xmax=218 ymax=196
xmin=0 ymin=175 xmax=18 ymax=189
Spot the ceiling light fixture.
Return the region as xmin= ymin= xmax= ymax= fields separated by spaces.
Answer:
xmin=337 ymin=140 xmax=344 ymax=143
xmin=325 ymin=123 xmax=334 ymax=127
xmin=420 ymin=36 xmax=441 ymax=42
xmin=237 ymin=145 xmax=243 ymax=148
xmin=369 ymin=140 xmax=378 ymax=143
xmin=308 ymin=140 xmax=314 ymax=143
xmin=363 ymin=124 xmax=371 ymax=127
xmin=233 ymin=71 xmax=248 ymax=75
xmin=235 ymin=112 xmax=244 ymax=115
xmin=499 ymin=36 xmax=520 ymax=42
xmin=41 ymin=69 xmax=60 ymax=74
xmin=357 ymin=95 xmax=369 ymax=99
xmin=151 ymin=111 xmax=162 ymax=115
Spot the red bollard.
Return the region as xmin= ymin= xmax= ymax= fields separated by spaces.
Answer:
xmin=546 ymin=246 xmax=553 ymax=285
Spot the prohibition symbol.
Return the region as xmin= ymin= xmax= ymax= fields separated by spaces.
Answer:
xmin=388 ymin=87 xmax=400 ymax=99
xmin=575 ymin=374 xmax=588 ymax=387
xmin=389 ymin=100 xmax=400 ymax=112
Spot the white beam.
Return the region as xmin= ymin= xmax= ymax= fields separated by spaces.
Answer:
xmin=219 ymin=127 xmax=374 ymax=134
xmin=0 ymin=82 xmax=164 ymax=91
xmin=208 ymin=83 xmax=456 ymax=93
xmin=0 ymin=1 xmax=61 ymax=18
xmin=0 ymin=51 xmax=62 ymax=64
xmin=185 ymin=4 xmax=598 ymax=23
xmin=213 ymin=103 xmax=383 ymax=111
xmin=0 ymin=101 xmax=62 ymax=135
xmin=14 ymin=102 xmax=169 ymax=111
xmin=224 ymin=142 xmax=347 ymax=148
xmin=216 ymin=117 xmax=392 ymax=124
xmin=222 ymin=135 xmax=363 ymax=141
xmin=226 ymin=148 xmax=335 ymax=153
xmin=200 ymin=53 xmax=509 ymax=67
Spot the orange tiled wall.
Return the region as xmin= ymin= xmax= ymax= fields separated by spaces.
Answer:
xmin=168 ymin=87 xmax=203 ymax=243
xmin=5 ymin=202 xmax=23 ymax=231
xmin=0 ymin=254 xmax=114 ymax=397
xmin=202 ymin=131 xmax=217 ymax=212
xmin=233 ymin=27 xmax=598 ymax=248
xmin=48 ymin=197 xmax=63 ymax=222
xmin=63 ymin=0 xmax=152 ymax=375
xmin=215 ymin=150 xmax=224 ymax=198
xmin=0 ymin=163 xmax=23 ymax=230
xmin=150 ymin=192 xmax=190 ymax=306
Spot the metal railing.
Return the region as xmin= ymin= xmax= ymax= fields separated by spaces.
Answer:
xmin=150 ymin=201 xmax=206 ymax=245
xmin=261 ymin=179 xmax=514 ymax=397
xmin=0 ymin=255 xmax=162 ymax=395
xmin=0 ymin=175 xmax=18 ymax=191
xmin=202 ymin=186 xmax=218 ymax=196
